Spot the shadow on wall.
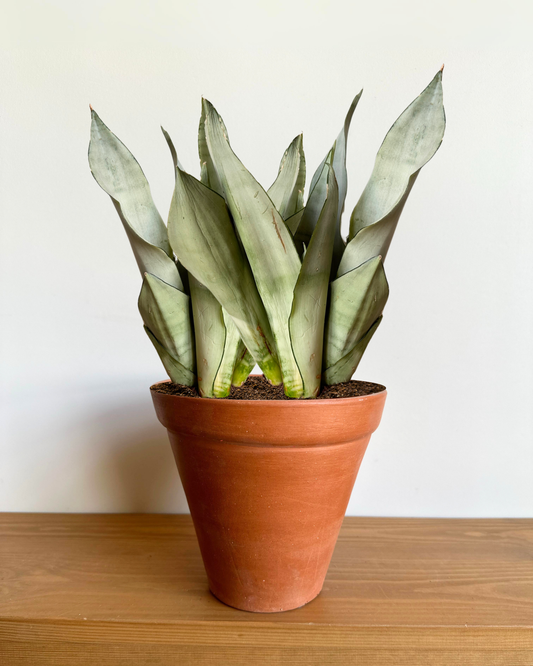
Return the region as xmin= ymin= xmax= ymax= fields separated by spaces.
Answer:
xmin=89 ymin=395 xmax=189 ymax=513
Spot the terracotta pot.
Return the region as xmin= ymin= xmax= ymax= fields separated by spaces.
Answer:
xmin=151 ymin=379 xmax=386 ymax=613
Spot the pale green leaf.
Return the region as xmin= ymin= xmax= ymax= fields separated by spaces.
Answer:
xmin=295 ymin=149 xmax=333 ymax=246
xmin=89 ymin=110 xmax=183 ymax=292
xmin=338 ymin=70 xmax=445 ymax=276
xmin=160 ymin=126 xmax=184 ymax=172
xmin=290 ymin=165 xmax=338 ymax=398
xmin=286 ymin=208 xmax=305 ymax=259
xmin=203 ymin=99 xmax=303 ymax=396
xmin=161 ymin=122 xmax=241 ymax=398
xmin=138 ymin=273 xmax=195 ymax=373
xmin=199 ymin=109 xmax=251 ymax=386
xmin=267 ymin=134 xmax=306 ymax=220
xmin=232 ymin=349 xmax=256 ymax=387
xmin=89 ymin=110 xmax=169 ymax=252
xmin=285 ymin=208 xmax=304 ymax=236
xmin=338 ymin=175 xmax=418 ymax=274
xmin=144 ymin=326 xmax=196 ymax=387
xmin=329 ymin=90 xmax=363 ymax=275
xmin=213 ymin=312 xmax=246 ymax=397
xmin=189 ymin=276 xmax=226 ymax=397
xmin=159 ymin=126 xmax=194 ymax=293
xmin=198 ymin=99 xmax=224 ymax=196
xmin=119 ymin=218 xmax=184 ymax=290
xmin=299 ymin=91 xmax=362 ymax=276
xmin=168 ymin=166 xmax=282 ymax=385
xmin=324 ymin=256 xmax=389 ymax=370
xmin=323 ymin=316 xmax=382 ymax=384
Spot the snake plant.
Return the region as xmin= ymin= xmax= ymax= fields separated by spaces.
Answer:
xmin=89 ymin=69 xmax=445 ymax=398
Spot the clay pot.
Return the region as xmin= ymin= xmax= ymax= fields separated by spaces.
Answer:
xmin=151 ymin=380 xmax=386 ymax=613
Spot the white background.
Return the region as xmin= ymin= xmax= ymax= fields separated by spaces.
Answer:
xmin=1 ymin=0 xmax=532 ymax=516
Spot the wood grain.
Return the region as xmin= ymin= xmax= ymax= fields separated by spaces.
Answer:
xmin=0 ymin=514 xmax=532 ymax=665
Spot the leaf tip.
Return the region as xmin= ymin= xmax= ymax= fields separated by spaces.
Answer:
xmin=89 ymin=106 xmax=103 ymax=126
xmin=202 ymin=97 xmax=217 ymax=121
xmin=291 ymin=133 xmax=304 ymax=149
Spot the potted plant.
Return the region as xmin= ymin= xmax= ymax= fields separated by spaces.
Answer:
xmin=88 ymin=69 xmax=445 ymax=612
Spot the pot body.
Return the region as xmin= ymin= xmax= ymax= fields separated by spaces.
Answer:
xmin=151 ymin=382 xmax=386 ymax=613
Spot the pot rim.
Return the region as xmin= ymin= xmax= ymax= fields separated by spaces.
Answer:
xmin=150 ymin=377 xmax=387 ymax=407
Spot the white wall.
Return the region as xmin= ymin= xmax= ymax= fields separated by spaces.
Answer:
xmin=1 ymin=0 xmax=532 ymax=516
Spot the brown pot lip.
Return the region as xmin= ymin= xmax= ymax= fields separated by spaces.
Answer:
xmin=150 ymin=377 xmax=387 ymax=407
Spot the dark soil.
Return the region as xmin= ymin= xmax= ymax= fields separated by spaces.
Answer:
xmin=151 ymin=374 xmax=385 ymax=400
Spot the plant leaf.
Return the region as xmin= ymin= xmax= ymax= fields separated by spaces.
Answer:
xmin=138 ymin=273 xmax=195 ymax=373
xmin=168 ymin=166 xmax=282 ymax=385
xmin=144 ymin=326 xmax=196 ymax=386
xmin=189 ymin=276 xmax=226 ymax=397
xmin=285 ymin=208 xmax=304 ymax=236
xmin=295 ymin=148 xmax=333 ymax=244
xmin=267 ymin=134 xmax=306 ymax=220
xmin=199 ymin=111 xmax=252 ymax=389
xmin=159 ymin=130 xmax=226 ymax=396
xmin=338 ymin=70 xmax=445 ymax=276
xmin=160 ymin=126 xmax=184 ymax=172
xmin=117 ymin=218 xmax=184 ymax=290
xmin=298 ymin=91 xmax=362 ymax=276
xmin=159 ymin=126 xmax=194 ymax=294
xmin=289 ymin=165 xmax=338 ymax=397
xmin=89 ymin=110 xmax=184 ymax=292
xmin=285 ymin=208 xmax=305 ymax=259
xmin=323 ymin=316 xmax=383 ymax=384
xmin=338 ymin=175 xmax=418 ymax=275
xmin=213 ymin=311 xmax=246 ymax=396
xmin=232 ymin=348 xmax=256 ymax=387
xmin=89 ymin=110 xmax=169 ymax=252
xmin=203 ymin=99 xmax=303 ymax=397
xmin=324 ymin=256 xmax=389 ymax=371
xmin=198 ymin=99 xmax=224 ymax=196
xmin=162 ymin=125 xmax=252 ymax=392
xmin=329 ymin=90 xmax=363 ymax=276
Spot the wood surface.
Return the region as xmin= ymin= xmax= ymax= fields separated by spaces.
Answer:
xmin=0 ymin=514 xmax=532 ymax=665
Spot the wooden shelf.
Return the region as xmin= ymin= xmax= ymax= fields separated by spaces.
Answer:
xmin=1 ymin=514 xmax=532 ymax=665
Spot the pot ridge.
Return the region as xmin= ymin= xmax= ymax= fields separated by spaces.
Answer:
xmin=151 ymin=380 xmax=386 ymax=446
